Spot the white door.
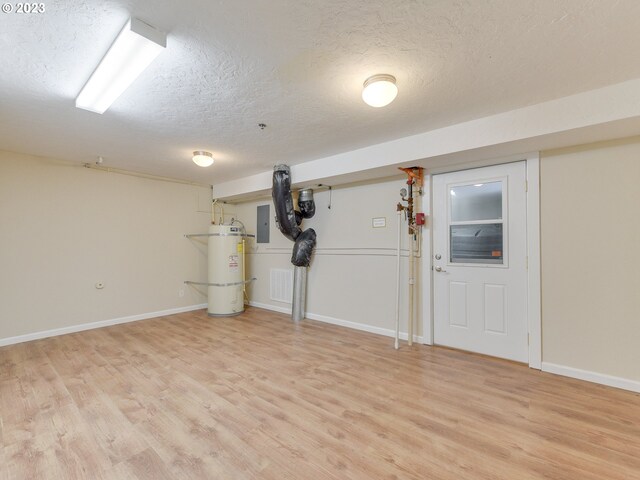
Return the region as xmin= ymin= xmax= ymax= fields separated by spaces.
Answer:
xmin=432 ymin=162 xmax=528 ymax=362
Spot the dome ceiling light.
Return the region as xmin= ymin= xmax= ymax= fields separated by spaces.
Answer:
xmin=193 ymin=151 xmax=214 ymax=167
xmin=362 ymin=74 xmax=398 ymax=108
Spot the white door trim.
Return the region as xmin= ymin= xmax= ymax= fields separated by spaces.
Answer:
xmin=420 ymin=153 xmax=542 ymax=369
xmin=421 ymin=173 xmax=434 ymax=345
xmin=525 ymin=154 xmax=541 ymax=369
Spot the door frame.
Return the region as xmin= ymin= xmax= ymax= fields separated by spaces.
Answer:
xmin=421 ymin=153 xmax=541 ymax=369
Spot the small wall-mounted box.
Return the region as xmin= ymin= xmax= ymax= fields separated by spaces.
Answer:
xmin=416 ymin=213 xmax=426 ymax=226
xmin=372 ymin=217 xmax=386 ymax=228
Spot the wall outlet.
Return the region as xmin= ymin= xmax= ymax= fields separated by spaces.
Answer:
xmin=179 ymin=289 xmax=185 ymax=297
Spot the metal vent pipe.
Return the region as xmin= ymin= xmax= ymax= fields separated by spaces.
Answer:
xmin=272 ymin=165 xmax=317 ymax=321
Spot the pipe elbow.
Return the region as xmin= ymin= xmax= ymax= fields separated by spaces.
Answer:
xmin=291 ymin=229 xmax=317 ymax=267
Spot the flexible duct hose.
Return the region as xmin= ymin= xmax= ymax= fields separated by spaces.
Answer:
xmin=273 ymin=165 xmax=301 ymax=241
xmin=272 ymin=165 xmax=317 ymax=267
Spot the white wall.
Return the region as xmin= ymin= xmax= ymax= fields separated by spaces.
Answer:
xmin=540 ymin=138 xmax=640 ymax=382
xmin=0 ymin=151 xmax=211 ymax=341
xmin=234 ymin=178 xmax=424 ymax=339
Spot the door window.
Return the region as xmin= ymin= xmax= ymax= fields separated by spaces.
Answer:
xmin=449 ymin=181 xmax=504 ymax=264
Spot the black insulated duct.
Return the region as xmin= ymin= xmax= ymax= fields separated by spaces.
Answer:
xmin=272 ymin=165 xmax=317 ymax=267
xmin=291 ymin=228 xmax=316 ymax=267
xmin=272 ymin=165 xmax=301 ymax=241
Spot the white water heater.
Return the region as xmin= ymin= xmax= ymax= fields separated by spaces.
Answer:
xmin=208 ymin=224 xmax=245 ymax=316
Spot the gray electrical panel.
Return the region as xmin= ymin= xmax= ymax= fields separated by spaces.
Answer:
xmin=257 ymin=204 xmax=270 ymax=243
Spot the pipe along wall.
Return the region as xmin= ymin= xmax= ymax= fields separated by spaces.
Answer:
xmin=272 ymin=165 xmax=317 ymax=321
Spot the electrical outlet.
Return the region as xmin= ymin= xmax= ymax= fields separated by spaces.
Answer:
xmin=95 ymin=282 xmax=105 ymax=289
xmin=179 ymin=289 xmax=185 ymax=298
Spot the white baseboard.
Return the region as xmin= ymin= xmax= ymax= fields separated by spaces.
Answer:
xmin=0 ymin=304 xmax=208 ymax=348
xmin=249 ymin=301 xmax=424 ymax=343
xmin=541 ymin=362 xmax=640 ymax=394
xmin=249 ymin=301 xmax=291 ymax=315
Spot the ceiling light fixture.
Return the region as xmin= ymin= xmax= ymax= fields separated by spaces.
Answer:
xmin=362 ymin=74 xmax=398 ymax=108
xmin=193 ymin=151 xmax=214 ymax=167
xmin=75 ymin=18 xmax=166 ymax=114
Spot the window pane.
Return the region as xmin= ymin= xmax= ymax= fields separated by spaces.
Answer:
xmin=450 ymin=181 xmax=502 ymax=222
xmin=450 ymin=223 xmax=503 ymax=264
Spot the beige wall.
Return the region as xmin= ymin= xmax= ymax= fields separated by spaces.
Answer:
xmin=0 ymin=151 xmax=211 ymax=340
xmin=541 ymin=138 xmax=640 ymax=381
xmin=4 ymin=139 xmax=638 ymax=384
xmin=237 ymin=142 xmax=640 ymax=383
xmin=234 ymin=178 xmax=422 ymax=337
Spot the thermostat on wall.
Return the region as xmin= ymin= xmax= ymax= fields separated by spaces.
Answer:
xmin=372 ymin=217 xmax=386 ymax=228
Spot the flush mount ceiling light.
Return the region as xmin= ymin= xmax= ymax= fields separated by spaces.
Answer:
xmin=362 ymin=74 xmax=398 ymax=108
xmin=193 ymin=151 xmax=214 ymax=167
xmin=75 ymin=18 xmax=166 ymax=114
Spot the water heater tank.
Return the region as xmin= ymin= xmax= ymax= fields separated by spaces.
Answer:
xmin=208 ymin=224 xmax=244 ymax=316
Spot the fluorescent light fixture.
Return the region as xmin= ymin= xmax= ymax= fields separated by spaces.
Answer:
xmin=76 ymin=18 xmax=166 ymax=114
xmin=193 ymin=151 xmax=214 ymax=167
xmin=362 ymin=74 xmax=398 ymax=108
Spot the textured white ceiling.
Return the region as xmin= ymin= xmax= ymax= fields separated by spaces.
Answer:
xmin=2 ymin=0 xmax=640 ymax=184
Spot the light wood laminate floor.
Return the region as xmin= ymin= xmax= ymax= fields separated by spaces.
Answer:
xmin=1 ymin=307 xmax=639 ymax=479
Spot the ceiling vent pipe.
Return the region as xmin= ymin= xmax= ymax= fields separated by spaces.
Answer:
xmin=272 ymin=165 xmax=317 ymax=321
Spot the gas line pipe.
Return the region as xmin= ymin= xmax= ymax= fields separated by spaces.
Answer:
xmin=395 ymin=167 xmax=424 ymax=349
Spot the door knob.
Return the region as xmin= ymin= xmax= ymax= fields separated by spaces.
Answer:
xmin=435 ymin=266 xmax=447 ymax=272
